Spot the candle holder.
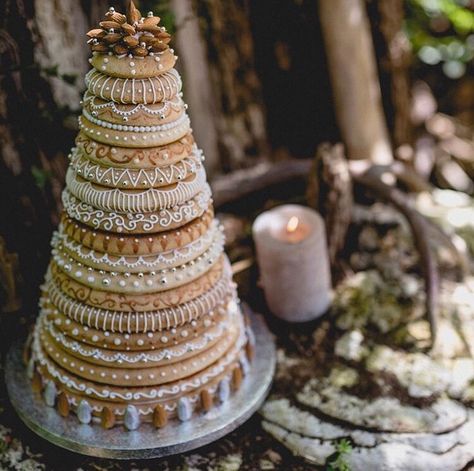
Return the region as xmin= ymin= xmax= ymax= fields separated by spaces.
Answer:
xmin=253 ymin=205 xmax=332 ymax=322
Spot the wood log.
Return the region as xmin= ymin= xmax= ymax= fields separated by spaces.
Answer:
xmin=306 ymin=143 xmax=353 ymax=268
xmin=318 ymin=0 xmax=393 ymax=164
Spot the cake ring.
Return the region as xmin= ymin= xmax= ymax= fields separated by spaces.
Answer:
xmin=31 ymin=326 xmax=248 ymax=425
xmin=59 ymin=208 xmax=214 ymax=256
xmin=65 ymin=165 xmax=206 ymax=213
xmin=75 ymin=131 xmax=195 ymax=168
xmin=40 ymin=311 xmax=231 ymax=370
xmin=61 ymin=185 xmax=211 ymax=234
xmin=54 ymin=221 xmax=220 ymax=273
xmin=44 ymin=266 xmax=234 ymax=333
xmin=85 ymin=67 xmax=182 ymax=105
xmin=83 ymin=92 xmax=184 ymax=126
xmin=48 ymin=255 xmax=226 ymax=312
xmin=90 ymin=49 xmax=177 ymax=79
xmin=51 ymin=236 xmax=223 ymax=294
xmin=69 ymin=146 xmax=201 ymax=189
xmin=79 ymin=113 xmax=190 ymax=149
xmin=41 ymin=294 xmax=231 ymax=350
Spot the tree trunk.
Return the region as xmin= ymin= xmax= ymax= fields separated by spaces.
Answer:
xmin=318 ymin=0 xmax=393 ymax=164
xmin=378 ymin=0 xmax=413 ymax=147
xmin=0 ymin=0 xmax=108 ymax=315
xmin=171 ymin=0 xmax=221 ymax=175
xmin=193 ymin=0 xmax=268 ymax=172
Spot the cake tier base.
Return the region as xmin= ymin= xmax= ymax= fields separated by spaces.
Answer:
xmin=5 ymin=312 xmax=276 ymax=459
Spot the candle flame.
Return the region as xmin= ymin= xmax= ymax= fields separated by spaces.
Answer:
xmin=286 ymin=216 xmax=299 ymax=233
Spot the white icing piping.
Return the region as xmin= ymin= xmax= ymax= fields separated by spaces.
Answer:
xmin=65 ymin=164 xmax=206 ymax=213
xmin=82 ymin=108 xmax=188 ymax=133
xmin=31 ymin=316 xmax=247 ymax=401
xmin=61 ymin=185 xmax=211 ymax=232
xmin=85 ymin=68 xmax=182 ymax=105
xmin=54 ymin=220 xmax=219 ymax=270
xmin=44 ymin=265 xmax=234 ymax=333
xmin=69 ymin=146 xmax=202 ymax=188
xmin=43 ymin=315 xmax=228 ymax=364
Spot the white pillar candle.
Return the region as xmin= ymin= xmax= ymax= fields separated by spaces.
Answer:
xmin=252 ymin=204 xmax=332 ymax=322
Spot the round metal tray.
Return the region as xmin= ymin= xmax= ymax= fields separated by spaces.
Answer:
xmin=5 ymin=312 xmax=276 ymax=459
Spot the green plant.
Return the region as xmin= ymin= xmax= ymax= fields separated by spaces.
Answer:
xmin=405 ymin=0 xmax=474 ymax=78
xmin=325 ymin=438 xmax=353 ymax=471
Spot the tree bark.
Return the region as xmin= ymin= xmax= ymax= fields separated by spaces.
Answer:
xmin=318 ymin=0 xmax=393 ymax=164
xmin=193 ymin=0 xmax=268 ymax=172
xmin=171 ymin=0 xmax=221 ymax=175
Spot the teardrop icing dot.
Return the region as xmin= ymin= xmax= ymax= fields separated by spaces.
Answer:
xmin=177 ymin=397 xmax=192 ymax=421
xmin=77 ymin=400 xmax=92 ymax=424
xmin=124 ymin=404 xmax=140 ymax=430
xmin=43 ymin=380 xmax=57 ymax=407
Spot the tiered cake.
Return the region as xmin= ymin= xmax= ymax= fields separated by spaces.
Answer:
xmin=27 ymin=2 xmax=254 ymax=430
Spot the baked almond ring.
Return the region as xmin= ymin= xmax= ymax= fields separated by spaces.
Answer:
xmin=40 ymin=311 xmax=230 ymax=370
xmin=55 ymin=221 xmax=220 ymax=273
xmin=51 ymin=240 xmax=223 ymax=295
xmin=59 ymin=207 xmax=214 ymax=256
xmin=75 ymin=131 xmax=195 ymax=169
xmin=48 ymin=255 xmax=226 ymax=312
xmin=90 ymin=49 xmax=176 ymax=79
xmin=85 ymin=67 xmax=182 ymax=105
xmin=44 ymin=263 xmax=234 ymax=333
xmin=69 ymin=147 xmax=202 ymax=190
xmin=61 ymin=185 xmax=211 ymax=234
xmin=41 ymin=293 xmax=231 ymax=349
xmin=65 ymin=165 xmax=206 ymax=213
xmin=78 ymin=113 xmax=190 ymax=149
xmin=38 ymin=315 xmax=240 ymax=387
xmin=32 ymin=328 xmax=246 ymax=417
xmin=83 ymin=92 xmax=184 ymax=127
xmin=35 ymin=357 xmax=241 ymax=424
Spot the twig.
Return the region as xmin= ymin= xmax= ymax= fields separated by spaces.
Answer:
xmin=351 ymin=170 xmax=440 ymax=346
xmin=211 ymin=160 xmax=311 ymax=208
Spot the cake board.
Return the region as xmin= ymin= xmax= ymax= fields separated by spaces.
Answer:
xmin=5 ymin=312 xmax=276 ymax=460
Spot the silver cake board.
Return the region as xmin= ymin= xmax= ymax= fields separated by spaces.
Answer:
xmin=5 ymin=313 xmax=276 ymax=460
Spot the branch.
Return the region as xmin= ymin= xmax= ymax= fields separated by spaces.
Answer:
xmin=351 ymin=170 xmax=440 ymax=346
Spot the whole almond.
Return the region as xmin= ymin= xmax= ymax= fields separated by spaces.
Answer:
xmin=103 ymin=33 xmax=122 ymax=44
xmin=121 ymin=23 xmax=136 ymax=35
xmin=99 ymin=20 xmax=122 ymax=30
xmin=142 ymin=16 xmax=161 ymax=27
xmin=245 ymin=341 xmax=255 ymax=361
xmin=123 ymin=36 xmax=139 ymax=48
xmin=137 ymin=24 xmax=161 ymax=34
xmin=155 ymin=32 xmax=171 ymax=44
xmin=232 ymin=366 xmax=243 ymax=390
xmin=109 ymin=12 xmax=127 ymax=24
xmin=132 ymin=46 xmax=148 ymax=57
xmin=31 ymin=371 xmax=42 ymax=393
xmin=151 ymin=42 xmax=168 ymax=53
xmin=200 ymin=389 xmax=213 ymax=412
xmin=101 ymin=407 xmax=116 ymax=429
xmin=87 ymin=28 xmax=106 ymax=38
xmin=138 ymin=35 xmax=155 ymax=47
xmin=127 ymin=2 xmax=142 ymax=24
xmin=57 ymin=392 xmax=70 ymax=417
xmin=153 ymin=404 xmax=167 ymax=428
xmin=156 ymin=32 xmax=171 ymax=43
xmin=113 ymin=44 xmax=129 ymax=55
xmin=92 ymin=43 xmax=109 ymax=53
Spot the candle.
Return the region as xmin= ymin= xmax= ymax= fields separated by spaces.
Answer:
xmin=252 ymin=204 xmax=332 ymax=322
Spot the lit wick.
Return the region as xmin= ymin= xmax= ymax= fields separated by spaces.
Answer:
xmin=286 ymin=216 xmax=299 ymax=234
xmin=284 ymin=215 xmax=309 ymax=243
